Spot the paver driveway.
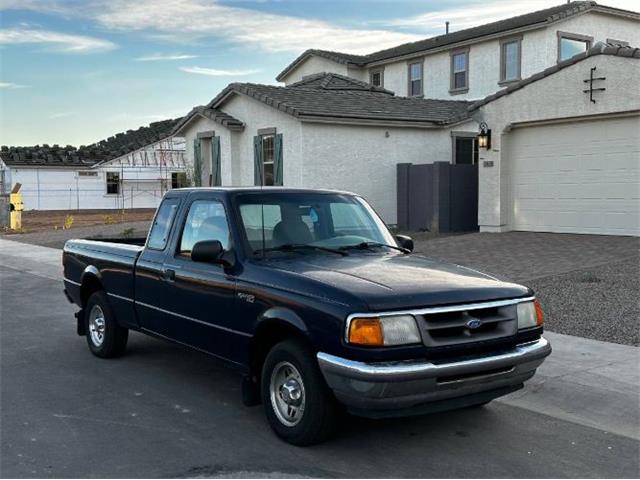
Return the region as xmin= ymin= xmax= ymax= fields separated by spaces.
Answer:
xmin=412 ymin=231 xmax=638 ymax=282
xmin=412 ymin=232 xmax=640 ymax=346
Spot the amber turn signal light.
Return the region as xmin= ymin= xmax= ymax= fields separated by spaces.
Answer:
xmin=534 ymin=300 xmax=544 ymax=326
xmin=348 ymin=318 xmax=384 ymax=346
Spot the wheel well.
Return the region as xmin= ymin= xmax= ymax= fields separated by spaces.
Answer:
xmin=80 ymin=275 xmax=103 ymax=307
xmin=249 ymin=321 xmax=310 ymax=381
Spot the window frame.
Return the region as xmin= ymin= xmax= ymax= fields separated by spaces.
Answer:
xmin=606 ymin=38 xmax=629 ymax=46
xmin=369 ymin=67 xmax=384 ymax=87
xmin=449 ymin=48 xmax=469 ymax=94
xmin=407 ymin=60 xmax=424 ymax=97
xmin=258 ymin=128 xmax=276 ymax=187
xmin=557 ymin=31 xmax=593 ymax=63
xmin=105 ymin=171 xmax=120 ymax=195
xmin=499 ymin=36 xmax=522 ymax=85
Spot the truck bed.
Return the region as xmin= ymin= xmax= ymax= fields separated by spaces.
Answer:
xmin=63 ymin=238 xmax=144 ymax=329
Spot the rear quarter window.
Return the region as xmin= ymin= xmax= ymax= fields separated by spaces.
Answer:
xmin=147 ymin=198 xmax=180 ymax=250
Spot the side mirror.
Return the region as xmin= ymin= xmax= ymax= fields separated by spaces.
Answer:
xmin=395 ymin=235 xmax=414 ymax=253
xmin=191 ymin=240 xmax=224 ymax=263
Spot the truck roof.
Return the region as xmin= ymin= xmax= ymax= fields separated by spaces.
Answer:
xmin=168 ymin=187 xmax=359 ymax=196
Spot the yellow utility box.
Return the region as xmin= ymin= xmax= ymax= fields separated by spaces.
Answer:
xmin=10 ymin=183 xmax=23 ymax=230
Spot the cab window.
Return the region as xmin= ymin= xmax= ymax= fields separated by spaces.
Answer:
xmin=179 ymin=200 xmax=230 ymax=255
xmin=147 ymin=198 xmax=180 ymax=250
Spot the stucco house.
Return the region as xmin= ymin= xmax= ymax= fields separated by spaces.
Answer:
xmin=175 ymin=1 xmax=640 ymax=236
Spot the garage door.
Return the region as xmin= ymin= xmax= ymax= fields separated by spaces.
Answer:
xmin=509 ymin=115 xmax=640 ymax=236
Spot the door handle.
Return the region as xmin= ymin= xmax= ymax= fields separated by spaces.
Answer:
xmin=162 ymin=268 xmax=176 ymax=281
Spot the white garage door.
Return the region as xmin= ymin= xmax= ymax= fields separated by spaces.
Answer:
xmin=509 ymin=115 xmax=640 ymax=236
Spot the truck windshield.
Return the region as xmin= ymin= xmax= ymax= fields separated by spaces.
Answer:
xmin=235 ymin=192 xmax=397 ymax=255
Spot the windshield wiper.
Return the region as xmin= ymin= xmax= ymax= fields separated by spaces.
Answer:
xmin=339 ymin=241 xmax=410 ymax=254
xmin=255 ymin=244 xmax=348 ymax=256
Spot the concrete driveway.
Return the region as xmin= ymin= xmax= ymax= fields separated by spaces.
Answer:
xmin=0 ymin=238 xmax=638 ymax=478
xmin=412 ymin=232 xmax=639 ymax=346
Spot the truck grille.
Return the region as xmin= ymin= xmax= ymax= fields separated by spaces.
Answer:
xmin=417 ymin=303 xmax=518 ymax=348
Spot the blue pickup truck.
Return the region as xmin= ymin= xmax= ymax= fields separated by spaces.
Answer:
xmin=62 ymin=187 xmax=550 ymax=445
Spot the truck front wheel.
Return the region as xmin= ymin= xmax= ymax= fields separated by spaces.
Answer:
xmin=261 ymin=339 xmax=338 ymax=446
xmin=84 ymin=291 xmax=128 ymax=358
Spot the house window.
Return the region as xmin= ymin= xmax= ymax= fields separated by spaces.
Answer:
xmin=106 ymin=172 xmax=120 ymax=195
xmin=606 ymin=38 xmax=628 ymax=46
xmin=370 ymin=69 xmax=384 ymax=87
xmin=500 ymin=38 xmax=521 ymax=84
xmin=171 ymin=172 xmax=188 ymax=188
xmin=77 ymin=171 xmax=98 ymax=178
xmin=408 ymin=62 xmax=423 ymax=97
xmin=557 ymin=31 xmax=592 ymax=62
xmin=450 ymin=49 xmax=469 ymax=93
xmin=261 ymin=133 xmax=275 ymax=186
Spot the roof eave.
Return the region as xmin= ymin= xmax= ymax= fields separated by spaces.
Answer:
xmin=298 ymin=113 xmax=470 ymax=128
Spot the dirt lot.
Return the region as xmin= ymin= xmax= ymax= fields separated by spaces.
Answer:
xmin=2 ymin=209 xmax=155 ymax=235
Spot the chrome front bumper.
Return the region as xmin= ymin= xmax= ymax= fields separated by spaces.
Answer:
xmin=317 ymin=337 xmax=551 ymax=418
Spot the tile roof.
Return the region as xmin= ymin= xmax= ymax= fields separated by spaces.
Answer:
xmin=1 ymin=118 xmax=182 ymax=167
xmin=209 ymin=80 xmax=472 ymax=126
xmin=469 ymin=42 xmax=640 ymax=110
xmin=171 ymin=106 xmax=245 ymax=136
xmin=276 ymin=1 xmax=638 ymax=80
xmin=287 ymin=72 xmax=393 ymax=94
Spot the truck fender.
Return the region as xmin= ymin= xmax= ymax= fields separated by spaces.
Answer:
xmin=81 ymin=265 xmax=102 ymax=283
xmin=243 ymin=308 xmax=312 ymax=406
xmin=76 ymin=266 xmax=104 ymax=335
xmin=255 ymin=306 xmax=309 ymax=335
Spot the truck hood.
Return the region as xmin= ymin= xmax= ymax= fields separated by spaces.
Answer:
xmin=266 ymin=252 xmax=531 ymax=311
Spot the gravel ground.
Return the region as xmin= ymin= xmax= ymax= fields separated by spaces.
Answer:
xmin=410 ymin=232 xmax=639 ymax=347
xmin=0 ymin=220 xmax=151 ymax=248
xmin=528 ymin=259 xmax=639 ymax=346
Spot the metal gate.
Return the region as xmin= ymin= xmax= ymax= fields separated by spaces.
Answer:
xmin=397 ymin=161 xmax=478 ymax=233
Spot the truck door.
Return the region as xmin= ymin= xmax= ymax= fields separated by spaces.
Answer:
xmin=135 ymin=196 xmax=182 ymax=334
xmin=158 ymin=194 xmax=244 ymax=363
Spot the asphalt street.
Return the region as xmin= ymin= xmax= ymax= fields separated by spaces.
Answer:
xmin=0 ymin=242 xmax=639 ymax=478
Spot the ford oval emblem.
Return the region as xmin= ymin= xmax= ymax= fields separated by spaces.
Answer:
xmin=466 ymin=318 xmax=483 ymax=330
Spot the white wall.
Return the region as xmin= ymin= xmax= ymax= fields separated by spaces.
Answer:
xmin=300 ymin=122 xmax=467 ymax=224
xmin=475 ymin=54 xmax=640 ymax=231
xmin=9 ymin=166 xmax=179 ymax=211
xmin=282 ymin=56 xmax=349 ymax=85
xmin=367 ymin=11 xmax=639 ymax=100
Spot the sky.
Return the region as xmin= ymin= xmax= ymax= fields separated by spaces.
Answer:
xmin=0 ymin=0 xmax=637 ymax=146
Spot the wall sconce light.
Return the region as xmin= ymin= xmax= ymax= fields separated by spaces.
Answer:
xmin=478 ymin=122 xmax=491 ymax=150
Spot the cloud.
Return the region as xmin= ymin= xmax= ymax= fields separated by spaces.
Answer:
xmin=179 ymin=66 xmax=260 ymax=76
xmin=0 ymin=27 xmax=116 ymax=53
xmin=0 ymin=81 xmax=28 ymax=89
xmin=49 ymin=111 xmax=75 ymax=119
xmin=135 ymin=53 xmax=198 ymax=61
xmin=385 ymin=0 xmax=640 ymax=33
xmin=95 ymin=0 xmax=423 ymax=54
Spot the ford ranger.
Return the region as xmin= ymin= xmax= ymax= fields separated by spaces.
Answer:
xmin=62 ymin=188 xmax=551 ymax=445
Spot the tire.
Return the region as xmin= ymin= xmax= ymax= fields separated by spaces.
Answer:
xmin=261 ymin=339 xmax=338 ymax=446
xmin=84 ymin=291 xmax=128 ymax=358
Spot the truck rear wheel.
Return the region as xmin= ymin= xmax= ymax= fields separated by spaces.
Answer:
xmin=261 ymin=339 xmax=338 ymax=446
xmin=85 ymin=291 xmax=128 ymax=358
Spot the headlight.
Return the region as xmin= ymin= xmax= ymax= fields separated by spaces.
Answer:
xmin=517 ymin=300 xmax=544 ymax=329
xmin=347 ymin=315 xmax=421 ymax=346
